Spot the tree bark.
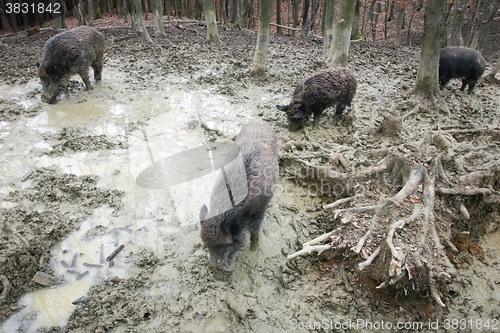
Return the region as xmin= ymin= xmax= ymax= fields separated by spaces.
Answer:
xmin=394 ymin=5 xmax=405 ymax=46
xmin=53 ymin=0 xmax=63 ymax=29
xmin=362 ymin=0 xmax=377 ymax=41
xmin=477 ymin=0 xmax=500 ymax=51
xmin=373 ymin=1 xmax=381 ymax=42
xmin=351 ymin=0 xmax=361 ymax=40
xmin=89 ymin=0 xmax=94 ymax=26
xmin=153 ymin=0 xmax=165 ymax=35
xmin=384 ymin=0 xmax=390 ymax=40
xmin=486 ymin=54 xmax=500 ymax=79
xmin=292 ymin=0 xmax=299 ymax=36
xmin=327 ymin=0 xmax=357 ymax=66
xmin=301 ymin=0 xmax=310 ymax=35
xmin=413 ymin=0 xmax=447 ymax=98
xmin=251 ymin=0 xmax=272 ymax=74
xmin=132 ymin=0 xmax=154 ymax=43
xmin=322 ymin=0 xmax=336 ymax=58
xmin=203 ymin=0 xmax=220 ymax=42
xmin=277 ymin=0 xmax=283 ymax=34
xmin=447 ymin=0 xmax=467 ymax=46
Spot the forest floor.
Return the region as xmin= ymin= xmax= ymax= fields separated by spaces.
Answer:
xmin=0 ymin=21 xmax=500 ymax=332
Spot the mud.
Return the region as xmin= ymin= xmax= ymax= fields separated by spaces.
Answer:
xmin=0 ymin=23 xmax=500 ymax=332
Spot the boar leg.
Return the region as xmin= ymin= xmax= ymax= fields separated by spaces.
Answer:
xmin=312 ymin=108 xmax=324 ymax=127
xmin=79 ymin=71 xmax=94 ymax=91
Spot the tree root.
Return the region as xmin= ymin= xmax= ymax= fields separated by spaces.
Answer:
xmin=0 ymin=275 xmax=11 ymax=305
xmin=287 ymin=149 xmax=467 ymax=306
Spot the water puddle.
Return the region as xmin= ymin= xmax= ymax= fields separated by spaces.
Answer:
xmin=0 ymin=70 xmax=290 ymax=332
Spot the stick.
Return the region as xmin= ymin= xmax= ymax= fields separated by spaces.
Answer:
xmin=437 ymin=187 xmax=496 ymax=196
xmin=2 ymin=217 xmax=38 ymax=265
xmin=107 ymin=244 xmax=125 ymax=262
xmin=334 ymin=204 xmax=381 ymax=220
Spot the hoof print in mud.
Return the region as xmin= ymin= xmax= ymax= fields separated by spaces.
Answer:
xmin=200 ymin=121 xmax=279 ymax=272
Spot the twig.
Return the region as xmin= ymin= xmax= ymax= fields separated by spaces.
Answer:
xmin=354 ymin=230 xmax=372 ymax=254
xmin=107 ymin=244 xmax=125 ymax=262
xmin=358 ymin=247 xmax=380 ymax=271
xmin=3 ymin=219 xmax=32 ymax=251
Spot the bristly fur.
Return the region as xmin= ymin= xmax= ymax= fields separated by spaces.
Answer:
xmin=277 ymin=67 xmax=357 ymax=131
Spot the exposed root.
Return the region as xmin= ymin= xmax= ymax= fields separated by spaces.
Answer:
xmin=0 ymin=275 xmax=11 ymax=305
xmin=287 ymin=149 xmax=476 ymax=306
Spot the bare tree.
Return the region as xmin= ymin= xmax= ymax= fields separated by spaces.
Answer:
xmin=292 ymin=0 xmax=300 ymax=36
xmin=153 ymin=0 xmax=165 ymax=35
xmin=362 ymin=0 xmax=378 ymax=41
xmin=447 ymin=0 xmax=467 ymax=46
xmin=326 ymin=0 xmax=357 ymax=66
xmin=413 ymin=0 xmax=447 ymax=98
xmin=251 ymin=0 xmax=272 ymax=74
xmin=323 ymin=0 xmax=336 ymax=58
xmin=277 ymin=0 xmax=283 ymax=34
xmin=89 ymin=0 xmax=94 ymax=26
xmin=486 ymin=54 xmax=500 ymax=80
xmin=203 ymin=0 xmax=220 ymax=41
xmin=394 ymin=0 xmax=405 ymax=46
xmin=351 ymin=0 xmax=361 ymax=39
xmin=131 ymin=0 xmax=154 ymax=43
xmin=477 ymin=0 xmax=500 ymax=51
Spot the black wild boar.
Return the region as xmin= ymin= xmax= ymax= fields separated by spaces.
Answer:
xmin=276 ymin=67 xmax=357 ymax=131
xmin=37 ymin=26 xmax=105 ymax=104
xmin=439 ymin=46 xmax=487 ymax=94
xmin=199 ymin=121 xmax=279 ymax=272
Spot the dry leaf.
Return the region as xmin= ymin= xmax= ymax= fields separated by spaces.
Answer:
xmin=410 ymin=194 xmax=420 ymax=203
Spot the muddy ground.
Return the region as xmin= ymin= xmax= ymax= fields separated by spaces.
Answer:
xmin=1 ymin=22 xmax=500 ymax=332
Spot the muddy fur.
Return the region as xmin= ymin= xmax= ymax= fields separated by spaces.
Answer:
xmin=276 ymin=67 xmax=357 ymax=131
xmin=199 ymin=121 xmax=279 ymax=271
xmin=439 ymin=46 xmax=487 ymax=94
xmin=37 ymin=26 xmax=105 ymax=104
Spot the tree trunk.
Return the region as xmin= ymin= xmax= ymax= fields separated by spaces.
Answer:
xmin=373 ymin=1 xmax=381 ymax=42
xmin=413 ymin=0 xmax=447 ymax=98
xmin=132 ymin=0 xmax=154 ymax=43
xmin=196 ymin=0 xmax=202 ymax=20
xmin=326 ymin=0 xmax=357 ymax=66
xmin=477 ymin=0 xmax=500 ymax=51
xmin=447 ymin=0 xmax=467 ymax=46
xmin=292 ymin=0 xmax=299 ymax=36
xmin=203 ymin=0 xmax=220 ymax=41
xmin=73 ymin=0 xmax=84 ymax=25
xmin=384 ymin=0 xmax=390 ymax=40
xmin=276 ymin=0 xmax=283 ymax=34
xmin=466 ymin=0 xmax=485 ymax=47
xmin=351 ymin=0 xmax=360 ymax=40
xmin=394 ymin=5 xmax=405 ymax=46
xmin=89 ymin=0 xmax=94 ymax=26
xmin=251 ymin=0 xmax=272 ymax=74
xmin=322 ymin=0 xmax=336 ymax=58
xmin=301 ymin=0 xmax=310 ymax=35
xmin=53 ymin=0 xmax=63 ymax=29
xmin=362 ymin=0 xmax=377 ymax=41
xmin=308 ymin=0 xmax=321 ymax=34
xmin=143 ymin=0 xmax=149 ymax=20
xmin=153 ymin=0 xmax=165 ymax=35
xmin=407 ymin=2 xmax=416 ymax=47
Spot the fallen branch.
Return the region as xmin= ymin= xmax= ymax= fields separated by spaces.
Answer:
xmin=437 ymin=187 xmax=497 ymax=196
xmin=287 ymin=244 xmax=331 ymax=260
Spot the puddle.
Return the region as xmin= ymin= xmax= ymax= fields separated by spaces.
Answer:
xmin=0 ymin=79 xmax=282 ymax=332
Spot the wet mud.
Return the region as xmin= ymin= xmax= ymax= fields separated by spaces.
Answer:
xmin=1 ymin=24 xmax=500 ymax=332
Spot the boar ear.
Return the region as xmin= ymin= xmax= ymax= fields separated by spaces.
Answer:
xmin=36 ymin=62 xmax=40 ymax=68
xmin=293 ymin=110 xmax=304 ymax=119
xmin=276 ymin=104 xmax=288 ymax=112
xmin=199 ymin=204 xmax=208 ymax=224
xmin=222 ymin=216 xmax=241 ymax=241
